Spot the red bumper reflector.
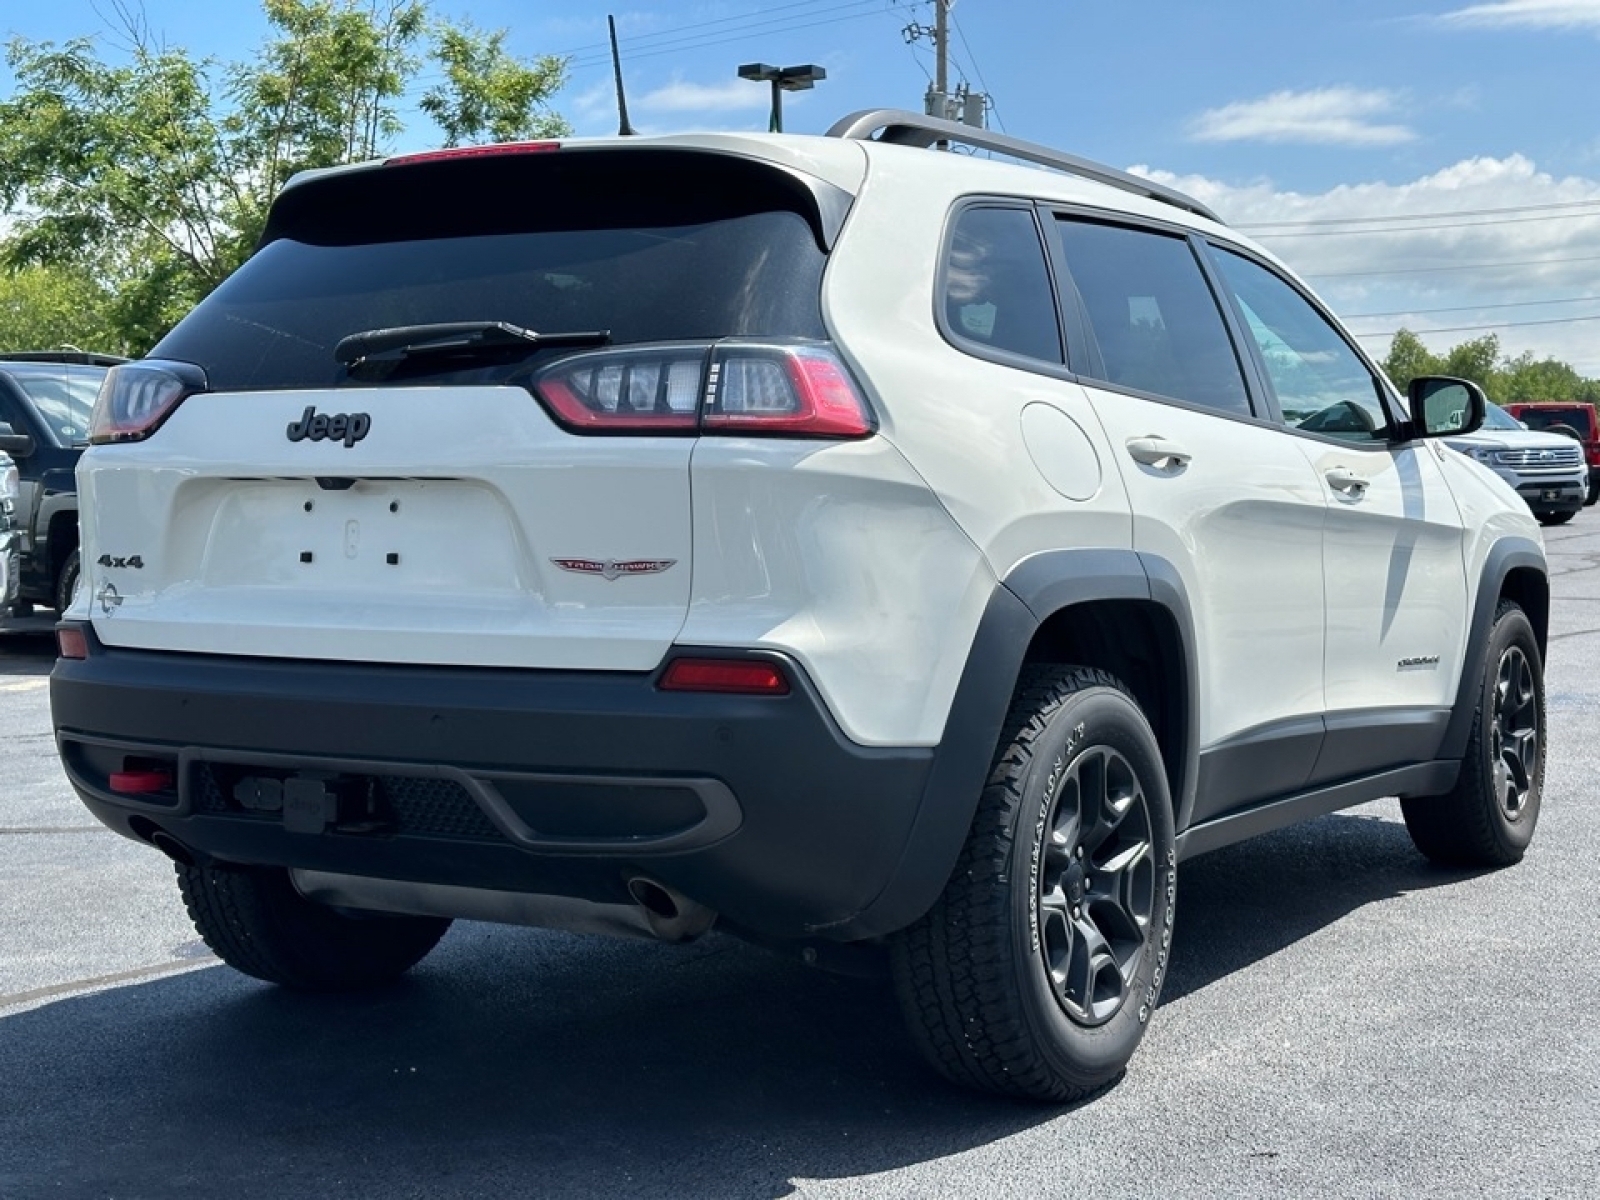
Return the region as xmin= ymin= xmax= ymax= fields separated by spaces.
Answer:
xmin=56 ymin=627 xmax=89 ymax=659
xmin=659 ymin=658 xmax=790 ymax=695
xmin=109 ymin=769 xmax=173 ymax=795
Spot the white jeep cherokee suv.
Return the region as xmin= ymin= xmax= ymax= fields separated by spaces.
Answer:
xmin=51 ymin=110 xmax=1549 ymax=1102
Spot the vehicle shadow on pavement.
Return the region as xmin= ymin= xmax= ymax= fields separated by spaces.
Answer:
xmin=0 ymin=806 xmax=1470 ymax=1199
xmin=1162 ymin=805 xmax=1473 ymax=1005
xmin=0 ymin=630 xmax=56 ymax=676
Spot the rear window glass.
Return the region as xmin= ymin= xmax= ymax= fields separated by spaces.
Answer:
xmin=153 ymin=151 xmax=833 ymax=392
xmin=1515 ymin=407 xmax=1594 ymax=437
xmin=2 ymin=364 xmax=106 ymax=444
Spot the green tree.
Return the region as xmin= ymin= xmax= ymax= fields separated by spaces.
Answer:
xmin=1381 ymin=328 xmax=1442 ymax=392
xmin=0 ymin=264 xmax=127 ymax=353
xmin=1440 ymin=334 xmax=1502 ymax=397
xmin=1500 ymin=350 xmax=1587 ymax=403
xmin=0 ymin=0 xmax=568 ymax=353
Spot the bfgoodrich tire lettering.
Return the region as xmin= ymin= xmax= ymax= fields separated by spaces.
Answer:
xmin=1401 ymin=600 xmax=1544 ymax=867
xmin=891 ymin=665 xmax=1176 ymax=1102
xmin=177 ymin=862 xmax=451 ymax=990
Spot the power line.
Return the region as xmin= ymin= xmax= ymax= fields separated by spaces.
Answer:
xmin=1305 ymin=252 xmax=1600 ymax=280
xmin=1238 ymin=196 xmax=1600 ymax=231
xmin=567 ymin=2 xmax=884 ymax=71
xmin=1343 ymin=293 xmax=1600 ymax=320
xmin=951 ymin=10 xmax=1003 ymax=132
xmin=1252 ymin=208 xmax=1600 ymax=239
xmin=1350 ymin=313 xmax=1600 ymax=340
xmin=555 ymin=0 xmax=861 ymax=58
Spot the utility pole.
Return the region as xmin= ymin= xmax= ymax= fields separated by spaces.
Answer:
xmin=905 ymin=1 xmax=986 ymax=129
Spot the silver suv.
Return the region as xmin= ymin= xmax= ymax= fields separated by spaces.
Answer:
xmin=51 ymin=110 xmax=1550 ymax=1102
xmin=1445 ymin=403 xmax=1586 ymax=525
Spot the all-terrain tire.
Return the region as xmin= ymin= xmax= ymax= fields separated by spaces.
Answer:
xmin=177 ymin=862 xmax=451 ymax=990
xmin=891 ymin=665 xmax=1176 ymax=1102
xmin=1400 ymin=601 xmax=1544 ymax=868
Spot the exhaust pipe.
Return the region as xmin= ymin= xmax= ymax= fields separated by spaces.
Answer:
xmin=289 ymin=870 xmax=718 ymax=944
xmin=627 ymin=876 xmax=717 ymax=943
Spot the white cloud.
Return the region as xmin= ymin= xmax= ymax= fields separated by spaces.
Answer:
xmin=637 ymin=79 xmax=770 ymax=115
xmin=1436 ymin=0 xmax=1600 ymax=29
xmin=1188 ymin=87 xmax=1416 ymax=146
xmin=1133 ymin=156 xmax=1600 ymax=373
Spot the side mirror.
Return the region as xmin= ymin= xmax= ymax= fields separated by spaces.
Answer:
xmin=0 ymin=421 xmax=34 ymax=457
xmin=1407 ymin=376 xmax=1486 ymax=439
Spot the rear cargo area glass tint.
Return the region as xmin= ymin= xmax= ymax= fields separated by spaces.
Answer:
xmin=153 ymin=149 xmax=834 ymax=393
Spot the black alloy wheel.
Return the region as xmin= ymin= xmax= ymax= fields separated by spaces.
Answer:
xmin=1036 ymin=745 xmax=1157 ymax=1027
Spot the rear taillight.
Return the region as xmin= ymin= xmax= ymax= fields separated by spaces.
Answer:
xmin=88 ymin=360 xmax=208 ymax=444
xmin=531 ymin=342 xmax=875 ymax=438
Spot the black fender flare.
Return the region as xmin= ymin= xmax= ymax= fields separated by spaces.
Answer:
xmin=1437 ymin=536 xmax=1548 ymax=762
xmin=835 ymin=548 xmax=1199 ymax=939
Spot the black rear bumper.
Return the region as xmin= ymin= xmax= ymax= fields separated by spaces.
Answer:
xmin=49 ymin=616 xmax=1024 ymax=942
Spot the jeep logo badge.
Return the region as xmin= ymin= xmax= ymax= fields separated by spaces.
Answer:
xmin=287 ymin=405 xmax=371 ymax=448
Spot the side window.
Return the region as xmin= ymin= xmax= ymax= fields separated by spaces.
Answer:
xmin=942 ymin=206 xmax=1062 ymax=364
xmin=1052 ymin=218 xmax=1250 ymax=416
xmin=1210 ymin=248 xmax=1390 ymax=443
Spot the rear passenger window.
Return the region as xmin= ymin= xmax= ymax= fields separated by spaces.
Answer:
xmin=1053 ymin=218 xmax=1250 ymax=416
xmin=942 ymin=206 xmax=1062 ymax=364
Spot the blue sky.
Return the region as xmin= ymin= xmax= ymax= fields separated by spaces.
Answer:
xmin=8 ymin=0 xmax=1600 ymax=374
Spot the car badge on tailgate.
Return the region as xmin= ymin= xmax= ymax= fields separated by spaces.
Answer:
xmin=287 ymin=405 xmax=371 ymax=448
xmin=551 ymin=558 xmax=676 ymax=581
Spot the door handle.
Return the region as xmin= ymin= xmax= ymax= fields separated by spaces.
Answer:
xmin=1126 ymin=436 xmax=1192 ymax=471
xmin=1325 ymin=466 xmax=1369 ymax=497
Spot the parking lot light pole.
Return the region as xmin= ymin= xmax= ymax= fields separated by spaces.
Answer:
xmin=737 ymin=63 xmax=826 ymax=133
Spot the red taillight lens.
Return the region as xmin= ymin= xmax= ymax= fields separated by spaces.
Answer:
xmin=659 ymin=658 xmax=791 ymax=695
xmin=535 ymin=346 xmax=705 ymax=433
xmin=109 ymin=766 xmax=174 ymax=795
xmin=530 ymin=342 xmax=874 ymax=438
xmin=88 ymin=360 xmax=208 ymax=444
xmin=56 ymin=626 xmax=89 ymax=659
xmin=704 ymin=346 xmax=874 ymax=437
xmin=386 ymin=141 xmax=562 ymax=166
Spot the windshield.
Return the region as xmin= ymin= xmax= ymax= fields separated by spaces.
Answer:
xmin=4 ymin=364 xmax=106 ymax=444
xmin=1482 ymin=405 xmax=1525 ymax=432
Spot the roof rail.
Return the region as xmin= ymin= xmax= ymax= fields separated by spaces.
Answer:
xmin=825 ymin=109 xmax=1222 ymax=225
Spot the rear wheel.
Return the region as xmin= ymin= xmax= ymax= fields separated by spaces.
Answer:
xmin=54 ymin=548 xmax=80 ymax=613
xmin=177 ymin=862 xmax=451 ymax=990
xmin=891 ymin=665 xmax=1176 ymax=1102
xmin=1401 ymin=601 xmax=1544 ymax=868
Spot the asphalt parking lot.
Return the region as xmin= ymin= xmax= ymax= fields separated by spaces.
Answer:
xmin=4 ymin=526 xmax=1599 ymax=1200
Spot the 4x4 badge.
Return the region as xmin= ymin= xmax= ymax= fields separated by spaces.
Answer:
xmin=551 ymin=558 xmax=676 ymax=581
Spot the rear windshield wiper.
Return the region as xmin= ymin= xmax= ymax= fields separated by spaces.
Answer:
xmin=334 ymin=321 xmax=610 ymax=366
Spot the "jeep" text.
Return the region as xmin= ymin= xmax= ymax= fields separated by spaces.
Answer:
xmin=286 ymin=406 xmax=371 ymax=448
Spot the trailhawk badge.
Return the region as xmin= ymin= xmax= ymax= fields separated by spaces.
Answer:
xmin=551 ymin=558 xmax=677 ymax=581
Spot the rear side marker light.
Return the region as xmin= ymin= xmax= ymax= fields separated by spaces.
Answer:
xmin=109 ymin=768 xmax=173 ymax=795
xmin=57 ymin=627 xmax=89 ymax=659
xmin=659 ymin=659 xmax=791 ymax=696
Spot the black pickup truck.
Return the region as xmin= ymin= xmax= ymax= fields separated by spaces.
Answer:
xmin=0 ymin=352 xmax=127 ymax=613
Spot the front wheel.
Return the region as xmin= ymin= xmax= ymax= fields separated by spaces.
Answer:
xmin=1401 ymin=601 xmax=1544 ymax=867
xmin=177 ymin=862 xmax=451 ymax=990
xmin=892 ymin=665 xmax=1176 ymax=1102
